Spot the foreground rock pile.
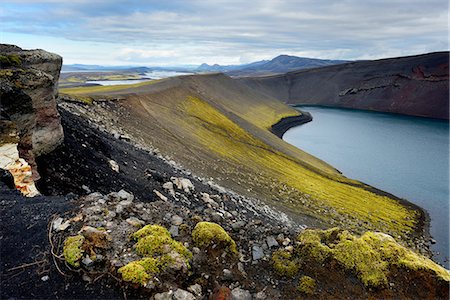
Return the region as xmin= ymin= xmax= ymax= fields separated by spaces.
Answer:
xmin=51 ymin=184 xmax=450 ymax=299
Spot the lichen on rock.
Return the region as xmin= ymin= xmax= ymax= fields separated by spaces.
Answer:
xmin=63 ymin=235 xmax=85 ymax=267
xmin=297 ymin=276 xmax=316 ymax=295
xmin=191 ymin=221 xmax=237 ymax=255
xmin=271 ymin=249 xmax=300 ymax=277
xmin=296 ymin=228 xmax=450 ymax=287
xmin=118 ymin=224 xmax=192 ymax=286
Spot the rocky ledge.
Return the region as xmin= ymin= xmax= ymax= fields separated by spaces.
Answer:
xmin=0 ymin=44 xmax=63 ymax=184
xmin=270 ymin=112 xmax=312 ymax=139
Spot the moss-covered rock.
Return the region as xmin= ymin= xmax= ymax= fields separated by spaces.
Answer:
xmin=63 ymin=235 xmax=85 ymax=267
xmin=297 ymin=276 xmax=316 ymax=295
xmin=118 ymin=224 xmax=192 ymax=286
xmin=118 ymin=262 xmax=150 ymax=286
xmin=296 ymin=228 xmax=450 ymax=287
xmin=133 ymin=224 xmax=191 ymax=260
xmin=191 ymin=222 xmax=237 ymax=255
xmin=271 ymin=250 xmax=300 ymax=277
xmin=0 ymin=54 xmax=21 ymax=67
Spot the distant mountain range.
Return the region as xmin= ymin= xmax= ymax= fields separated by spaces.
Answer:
xmin=196 ymin=55 xmax=350 ymax=76
xmin=62 ymin=55 xmax=350 ymax=76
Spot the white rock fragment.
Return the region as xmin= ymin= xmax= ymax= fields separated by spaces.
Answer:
xmin=173 ymin=289 xmax=196 ymax=300
xmin=154 ymin=189 xmax=168 ymax=201
xmin=108 ymin=159 xmax=119 ymax=172
xmin=201 ymin=193 xmax=219 ymax=208
xmin=163 ymin=182 xmax=176 ymax=197
xmin=52 ymin=217 xmax=71 ymax=232
xmin=187 ymin=284 xmax=202 ymax=297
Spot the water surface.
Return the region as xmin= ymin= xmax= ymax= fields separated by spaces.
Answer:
xmin=85 ymin=70 xmax=194 ymax=86
xmin=284 ymin=106 xmax=449 ymax=267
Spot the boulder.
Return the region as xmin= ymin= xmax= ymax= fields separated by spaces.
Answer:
xmin=0 ymin=44 xmax=63 ymax=181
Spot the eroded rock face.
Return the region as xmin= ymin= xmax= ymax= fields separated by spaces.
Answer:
xmin=0 ymin=44 xmax=63 ymax=181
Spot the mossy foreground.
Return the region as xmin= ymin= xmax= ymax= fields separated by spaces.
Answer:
xmin=288 ymin=228 xmax=450 ymax=287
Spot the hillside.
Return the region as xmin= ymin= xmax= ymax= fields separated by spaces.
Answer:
xmin=240 ymin=52 xmax=449 ymax=119
xmin=60 ymin=74 xmax=428 ymax=245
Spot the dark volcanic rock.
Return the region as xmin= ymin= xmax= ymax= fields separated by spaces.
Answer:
xmin=240 ymin=52 xmax=449 ymax=119
xmin=0 ymin=44 xmax=63 ymax=180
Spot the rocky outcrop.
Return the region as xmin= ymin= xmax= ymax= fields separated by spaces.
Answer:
xmin=240 ymin=52 xmax=449 ymax=119
xmin=0 ymin=44 xmax=63 ymax=182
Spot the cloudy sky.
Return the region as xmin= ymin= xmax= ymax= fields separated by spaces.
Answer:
xmin=1 ymin=0 xmax=448 ymax=66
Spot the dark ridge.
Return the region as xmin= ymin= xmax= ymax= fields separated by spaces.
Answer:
xmin=270 ymin=112 xmax=312 ymax=138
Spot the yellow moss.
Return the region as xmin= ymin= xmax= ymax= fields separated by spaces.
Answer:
xmin=63 ymin=235 xmax=85 ymax=267
xmin=296 ymin=228 xmax=450 ymax=287
xmin=191 ymin=222 xmax=237 ymax=255
xmin=118 ymin=262 xmax=150 ymax=286
xmin=297 ymin=276 xmax=316 ymax=295
xmin=136 ymin=257 xmax=162 ymax=274
xmin=132 ymin=224 xmax=192 ymax=261
xmin=271 ymin=250 xmax=300 ymax=277
xmin=132 ymin=224 xmax=171 ymax=241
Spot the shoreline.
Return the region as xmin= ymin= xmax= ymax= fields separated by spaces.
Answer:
xmin=269 ymin=110 xmax=433 ymax=260
xmin=270 ymin=112 xmax=313 ymax=138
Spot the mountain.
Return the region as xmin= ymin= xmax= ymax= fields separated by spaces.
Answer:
xmin=228 ymin=55 xmax=349 ymax=76
xmin=196 ymin=60 xmax=269 ymax=72
xmin=240 ymin=52 xmax=449 ymax=119
xmin=196 ymin=55 xmax=349 ymax=76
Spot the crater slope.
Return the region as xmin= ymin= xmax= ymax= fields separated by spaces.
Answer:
xmin=61 ymin=73 xmax=427 ymax=249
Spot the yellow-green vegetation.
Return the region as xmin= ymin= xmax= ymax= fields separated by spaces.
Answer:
xmin=183 ymin=96 xmax=418 ymax=238
xmin=118 ymin=224 xmax=192 ymax=286
xmin=63 ymin=235 xmax=85 ymax=267
xmin=296 ymin=228 xmax=450 ymax=287
xmin=0 ymin=54 xmax=21 ymax=67
xmin=117 ymin=262 xmax=150 ymax=286
xmin=271 ymin=250 xmax=300 ymax=277
xmin=60 ymin=79 xmax=159 ymax=95
xmin=297 ymin=276 xmax=316 ymax=295
xmin=133 ymin=224 xmax=191 ymax=259
xmin=60 ymin=93 xmax=94 ymax=105
xmin=191 ymin=222 xmax=237 ymax=255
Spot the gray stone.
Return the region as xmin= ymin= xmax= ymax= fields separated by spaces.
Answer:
xmin=266 ymin=236 xmax=278 ymax=248
xmin=154 ymin=290 xmax=174 ymax=300
xmin=82 ymin=255 xmax=94 ymax=267
xmin=231 ymin=287 xmax=252 ymax=300
xmin=126 ymin=217 xmax=145 ymax=227
xmin=254 ymin=290 xmax=267 ymax=300
xmin=171 ymin=215 xmax=183 ymax=226
xmin=173 ymin=289 xmax=195 ymax=300
xmin=187 ymin=284 xmax=202 ymax=297
xmin=231 ymin=221 xmax=246 ymax=231
xmin=169 ymin=225 xmax=179 ymax=237
xmin=117 ymin=189 xmax=134 ymax=201
xmin=252 ymin=244 xmax=264 ymax=260
xmin=223 ymin=268 xmax=233 ymax=280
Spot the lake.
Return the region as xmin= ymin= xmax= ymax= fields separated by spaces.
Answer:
xmin=85 ymin=70 xmax=194 ymax=86
xmin=284 ymin=106 xmax=449 ymax=268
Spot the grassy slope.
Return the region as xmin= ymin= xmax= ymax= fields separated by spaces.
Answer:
xmin=60 ymin=74 xmax=422 ymax=243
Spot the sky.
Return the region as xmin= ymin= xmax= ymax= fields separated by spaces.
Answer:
xmin=1 ymin=0 xmax=448 ymax=66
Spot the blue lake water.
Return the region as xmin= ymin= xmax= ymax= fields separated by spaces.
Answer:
xmin=85 ymin=71 xmax=194 ymax=86
xmin=284 ymin=106 xmax=449 ymax=267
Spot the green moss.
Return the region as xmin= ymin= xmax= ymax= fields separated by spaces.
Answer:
xmin=118 ymin=262 xmax=150 ymax=286
xmin=271 ymin=250 xmax=300 ymax=277
xmin=296 ymin=228 xmax=450 ymax=287
xmin=132 ymin=224 xmax=191 ymax=261
xmin=297 ymin=276 xmax=316 ymax=295
xmin=63 ymin=235 xmax=85 ymax=267
xmin=0 ymin=54 xmax=21 ymax=67
xmin=191 ymin=222 xmax=237 ymax=255
xmin=132 ymin=224 xmax=171 ymax=241
xmin=119 ymin=224 xmax=192 ymax=285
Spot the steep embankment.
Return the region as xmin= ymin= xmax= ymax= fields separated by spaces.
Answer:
xmin=240 ymin=52 xmax=449 ymax=119
xmin=61 ymin=74 xmax=428 ymax=249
